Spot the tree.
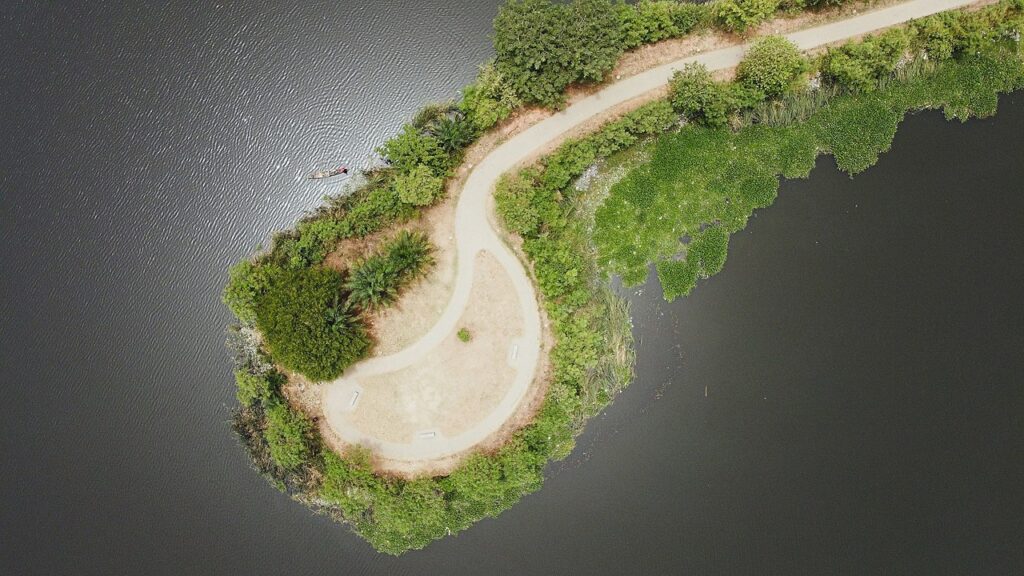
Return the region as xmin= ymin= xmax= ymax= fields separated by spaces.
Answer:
xmin=669 ymin=62 xmax=733 ymax=126
xmin=223 ymin=260 xmax=272 ymax=324
xmin=495 ymin=170 xmax=546 ymax=236
xmin=394 ymin=164 xmax=444 ymax=206
xmin=253 ymin=266 xmax=371 ymax=381
xmin=714 ymin=0 xmax=779 ymax=34
xmin=736 ymin=35 xmax=807 ymax=99
xmin=376 ymin=124 xmax=448 ymax=175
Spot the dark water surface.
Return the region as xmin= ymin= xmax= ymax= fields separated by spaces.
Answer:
xmin=2 ymin=2 xmax=1022 ymax=574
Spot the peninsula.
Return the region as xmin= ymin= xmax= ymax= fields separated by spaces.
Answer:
xmin=224 ymin=0 xmax=1024 ymax=554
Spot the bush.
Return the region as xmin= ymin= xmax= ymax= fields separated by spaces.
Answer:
xmin=223 ymin=260 xmax=273 ymax=324
xmin=394 ymin=164 xmax=444 ymax=206
xmin=494 ymin=0 xmax=624 ymax=107
xmin=345 ymin=231 xmax=434 ymax=311
xmin=264 ymin=400 xmax=314 ymax=470
xmin=672 ymin=3 xmax=711 ymax=35
xmin=670 ymin=62 xmax=734 ymax=126
xmin=802 ymin=0 xmax=852 ymax=7
xmin=495 ymin=169 xmax=553 ymax=236
xmin=234 ymin=369 xmax=283 ymax=406
xmin=736 ymin=35 xmax=807 ymax=98
xmin=254 ymin=265 xmax=371 ymax=381
xmin=460 ymin=62 xmax=522 ymax=131
xmin=821 ymin=28 xmax=910 ymax=92
xmin=714 ymin=0 xmax=779 ymax=34
xmin=457 ymin=328 xmax=471 ymax=342
xmin=914 ymin=14 xmax=959 ymax=60
xmin=377 ymin=124 xmax=448 ymax=175
xmin=618 ymin=0 xmax=689 ymax=48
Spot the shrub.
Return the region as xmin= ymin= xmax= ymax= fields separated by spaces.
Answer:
xmin=802 ymin=0 xmax=852 ymax=7
xmin=234 ymin=369 xmax=283 ymax=406
xmin=394 ymin=164 xmax=444 ymax=206
xmin=736 ymin=35 xmax=807 ymax=98
xmin=634 ymin=1 xmax=683 ymax=44
xmin=619 ymin=1 xmax=709 ymax=50
xmin=670 ymin=62 xmax=735 ymax=126
xmin=254 ymin=265 xmax=371 ymax=381
xmin=495 ymin=168 xmax=555 ymax=237
xmin=459 ymin=62 xmax=521 ymax=131
xmin=377 ymin=124 xmax=448 ymax=175
xmin=345 ymin=231 xmax=434 ymax=311
xmin=714 ymin=0 xmax=779 ymax=34
xmin=223 ymin=260 xmax=273 ymax=324
xmin=672 ymin=3 xmax=711 ymax=35
xmin=264 ymin=400 xmax=314 ymax=470
xmin=821 ymin=28 xmax=910 ymax=92
xmin=457 ymin=328 xmax=471 ymax=342
xmin=914 ymin=14 xmax=959 ymax=60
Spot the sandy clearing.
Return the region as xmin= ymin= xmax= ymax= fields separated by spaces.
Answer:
xmin=322 ymin=251 xmax=528 ymax=464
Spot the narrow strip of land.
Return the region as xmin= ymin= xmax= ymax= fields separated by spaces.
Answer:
xmin=323 ymin=0 xmax=978 ymax=468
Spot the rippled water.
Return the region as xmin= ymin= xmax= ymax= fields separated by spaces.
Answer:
xmin=2 ymin=2 xmax=1022 ymax=574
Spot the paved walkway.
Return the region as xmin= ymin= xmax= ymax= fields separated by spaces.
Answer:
xmin=322 ymin=0 xmax=978 ymax=465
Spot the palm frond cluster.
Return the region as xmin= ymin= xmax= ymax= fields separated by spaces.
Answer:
xmin=345 ymin=231 xmax=434 ymax=311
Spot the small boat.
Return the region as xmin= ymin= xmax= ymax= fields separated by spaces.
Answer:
xmin=309 ymin=165 xmax=348 ymax=180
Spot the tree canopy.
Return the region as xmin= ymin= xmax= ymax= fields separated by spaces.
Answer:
xmin=493 ymin=0 xmax=624 ymax=108
xmin=253 ymin=266 xmax=371 ymax=381
xmin=395 ymin=164 xmax=444 ymax=206
xmin=736 ymin=35 xmax=807 ymax=99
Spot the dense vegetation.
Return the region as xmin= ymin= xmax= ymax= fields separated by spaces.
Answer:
xmin=222 ymin=0 xmax=1024 ymax=556
xmin=247 ymin=265 xmax=370 ymax=381
xmin=596 ymin=3 xmax=1024 ymax=298
xmin=493 ymin=0 xmax=717 ymax=107
xmin=223 ymin=227 xmax=434 ymax=381
xmin=227 ymin=0 xmax=870 ymax=292
xmin=490 ymin=0 xmax=876 ymax=107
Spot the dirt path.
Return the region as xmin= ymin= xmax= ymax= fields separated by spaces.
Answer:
xmin=321 ymin=0 xmax=978 ymax=472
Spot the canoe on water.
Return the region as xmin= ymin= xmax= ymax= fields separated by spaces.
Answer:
xmin=309 ymin=166 xmax=348 ymax=180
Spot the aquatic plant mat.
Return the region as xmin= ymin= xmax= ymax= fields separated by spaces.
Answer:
xmin=595 ymin=47 xmax=1024 ymax=299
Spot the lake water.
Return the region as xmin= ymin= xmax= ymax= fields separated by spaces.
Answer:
xmin=1 ymin=2 xmax=1021 ymax=574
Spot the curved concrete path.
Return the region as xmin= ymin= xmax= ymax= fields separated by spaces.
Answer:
xmin=323 ymin=0 xmax=977 ymax=464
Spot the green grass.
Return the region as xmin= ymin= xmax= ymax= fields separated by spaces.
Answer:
xmin=595 ymin=47 xmax=1024 ymax=299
